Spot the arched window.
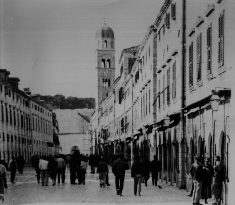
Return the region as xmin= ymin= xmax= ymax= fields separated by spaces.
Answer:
xmin=107 ymin=59 xmax=110 ymax=68
xmin=101 ymin=59 xmax=105 ymax=68
xmin=104 ymin=40 xmax=107 ymax=48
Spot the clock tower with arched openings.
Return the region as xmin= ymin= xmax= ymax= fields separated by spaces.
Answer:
xmin=95 ymin=22 xmax=115 ymax=107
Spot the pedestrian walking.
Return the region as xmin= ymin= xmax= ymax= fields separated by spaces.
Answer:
xmin=104 ymin=157 xmax=110 ymax=186
xmin=112 ymin=154 xmax=129 ymax=196
xmin=190 ymin=155 xmax=204 ymax=205
xmin=31 ymin=155 xmax=40 ymax=183
xmin=142 ymin=156 xmax=151 ymax=186
xmin=97 ymin=156 xmax=108 ymax=187
xmin=131 ymin=155 xmax=143 ymax=196
xmin=88 ymin=154 xmax=96 ymax=174
xmin=150 ymin=155 xmax=160 ymax=186
xmin=16 ymin=155 xmax=25 ymax=174
xmin=0 ymin=172 xmax=5 ymax=203
xmin=80 ymin=157 xmax=87 ymax=185
xmin=201 ymin=158 xmax=214 ymax=204
xmin=69 ymin=149 xmax=81 ymax=184
xmin=8 ymin=157 xmax=17 ymax=183
xmin=48 ymin=156 xmax=58 ymax=186
xmin=212 ymin=155 xmax=226 ymax=205
xmin=39 ymin=156 xmax=49 ymax=186
xmin=0 ymin=161 xmax=7 ymax=189
xmin=57 ymin=155 xmax=66 ymax=184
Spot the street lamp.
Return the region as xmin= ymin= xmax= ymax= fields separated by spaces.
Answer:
xmin=164 ymin=114 xmax=170 ymax=127
xmin=210 ymin=94 xmax=220 ymax=111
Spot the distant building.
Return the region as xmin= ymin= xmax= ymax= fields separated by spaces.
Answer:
xmin=54 ymin=109 xmax=94 ymax=155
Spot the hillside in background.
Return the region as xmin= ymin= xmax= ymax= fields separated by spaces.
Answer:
xmin=37 ymin=94 xmax=95 ymax=109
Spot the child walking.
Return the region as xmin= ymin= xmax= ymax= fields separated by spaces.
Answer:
xmin=80 ymin=157 xmax=87 ymax=185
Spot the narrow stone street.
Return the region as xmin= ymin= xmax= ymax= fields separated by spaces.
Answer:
xmin=3 ymin=167 xmax=215 ymax=205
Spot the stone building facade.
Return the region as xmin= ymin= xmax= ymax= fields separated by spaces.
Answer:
xmin=90 ymin=1 xmax=235 ymax=203
xmin=0 ymin=69 xmax=54 ymax=163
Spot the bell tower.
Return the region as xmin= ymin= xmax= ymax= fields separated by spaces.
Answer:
xmin=96 ymin=23 xmax=115 ymax=107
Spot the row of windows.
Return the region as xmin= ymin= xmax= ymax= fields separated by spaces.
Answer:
xmin=158 ymin=60 xmax=177 ymax=110
xmin=0 ymin=85 xmax=30 ymax=108
xmin=158 ymin=3 xmax=176 ymax=43
xmin=32 ymin=102 xmax=51 ymax=117
xmin=0 ymin=133 xmax=30 ymax=144
xmin=0 ymin=133 xmax=48 ymax=146
xmin=0 ymin=103 xmax=31 ymax=129
xmin=140 ymin=85 xmax=151 ymax=120
xmin=189 ymin=10 xmax=224 ymax=88
xmin=32 ymin=116 xmax=52 ymax=135
xmin=0 ymin=103 xmax=52 ymax=134
xmin=0 ymin=84 xmax=51 ymax=117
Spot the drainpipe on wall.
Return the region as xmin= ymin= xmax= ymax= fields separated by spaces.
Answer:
xmin=180 ymin=0 xmax=187 ymax=189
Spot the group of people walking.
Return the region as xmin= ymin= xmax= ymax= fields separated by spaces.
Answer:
xmin=131 ymin=154 xmax=161 ymax=196
xmin=0 ymin=151 xmax=227 ymax=204
xmin=189 ymin=155 xmax=226 ymax=205
xmin=95 ymin=153 xmax=161 ymax=197
xmin=31 ymin=155 xmax=66 ymax=186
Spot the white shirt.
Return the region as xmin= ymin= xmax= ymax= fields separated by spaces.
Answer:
xmin=39 ymin=159 xmax=49 ymax=170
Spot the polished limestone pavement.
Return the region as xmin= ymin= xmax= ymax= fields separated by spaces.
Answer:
xmin=3 ymin=167 xmax=213 ymax=205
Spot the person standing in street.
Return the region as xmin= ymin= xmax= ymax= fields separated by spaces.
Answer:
xmin=150 ymin=155 xmax=160 ymax=186
xmin=190 ymin=155 xmax=204 ymax=205
xmin=39 ymin=156 xmax=49 ymax=186
xmin=201 ymin=158 xmax=214 ymax=204
xmin=69 ymin=149 xmax=81 ymax=184
xmin=112 ymin=154 xmax=129 ymax=196
xmin=142 ymin=156 xmax=151 ymax=186
xmin=48 ymin=156 xmax=58 ymax=186
xmin=80 ymin=157 xmax=87 ymax=185
xmin=8 ymin=157 xmax=17 ymax=183
xmin=131 ymin=155 xmax=143 ymax=196
xmin=212 ymin=155 xmax=226 ymax=205
xmin=57 ymin=155 xmax=66 ymax=184
xmin=97 ymin=156 xmax=108 ymax=187
xmin=16 ymin=155 xmax=25 ymax=174
xmin=104 ymin=157 xmax=110 ymax=186
xmin=0 ymin=161 xmax=7 ymax=190
xmin=31 ymin=155 xmax=40 ymax=183
xmin=0 ymin=172 xmax=5 ymax=203
xmin=88 ymin=154 xmax=95 ymax=174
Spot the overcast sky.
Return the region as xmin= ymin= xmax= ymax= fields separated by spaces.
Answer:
xmin=0 ymin=0 xmax=164 ymax=98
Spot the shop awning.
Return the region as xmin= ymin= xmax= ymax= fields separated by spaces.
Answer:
xmin=183 ymin=94 xmax=212 ymax=113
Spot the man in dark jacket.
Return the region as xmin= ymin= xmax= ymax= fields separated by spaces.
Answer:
xmin=88 ymin=154 xmax=95 ymax=174
xmin=212 ymin=155 xmax=226 ymax=205
xmin=8 ymin=157 xmax=17 ymax=183
xmin=112 ymin=154 xmax=129 ymax=196
xmin=190 ymin=155 xmax=203 ymax=205
xmin=0 ymin=161 xmax=7 ymax=189
xmin=131 ymin=155 xmax=143 ymax=196
xmin=97 ymin=156 xmax=109 ymax=187
xmin=31 ymin=155 xmax=40 ymax=183
xmin=150 ymin=155 xmax=160 ymax=186
xmin=16 ymin=155 xmax=25 ymax=174
xmin=0 ymin=172 xmax=4 ymax=203
xmin=142 ymin=156 xmax=151 ymax=186
xmin=69 ymin=150 xmax=81 ymax=184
